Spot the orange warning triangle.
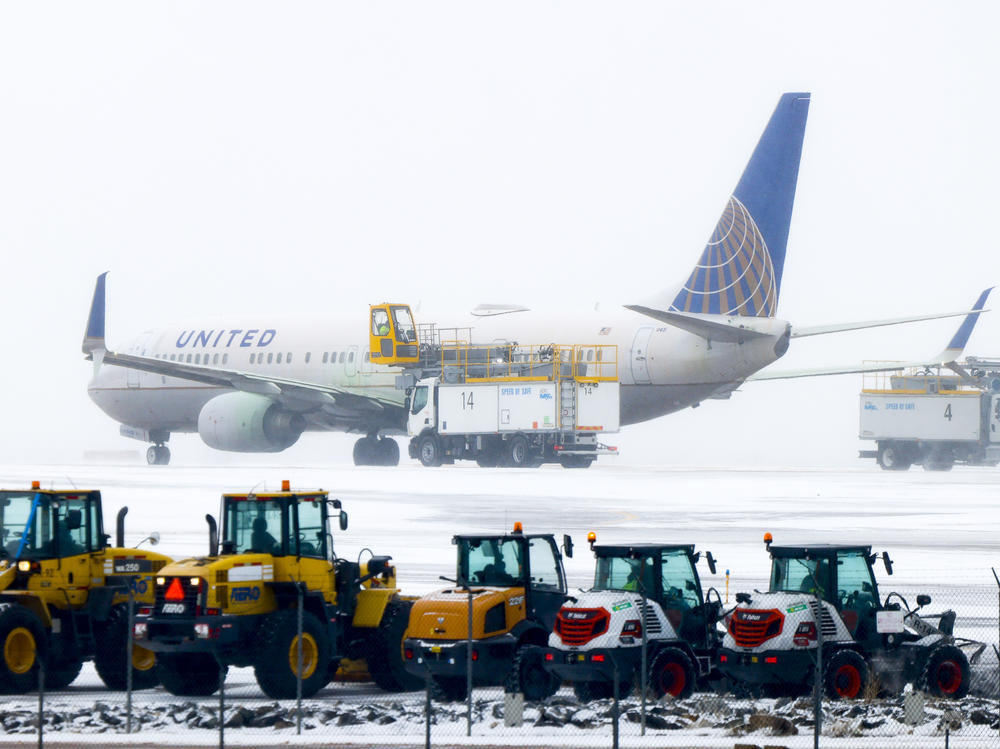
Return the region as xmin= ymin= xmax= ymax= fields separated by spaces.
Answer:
xmin=165 ymin=577 xmax=185 ymax=601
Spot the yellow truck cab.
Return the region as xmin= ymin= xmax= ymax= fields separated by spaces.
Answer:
xmin=136 ymin=481 xmax=419 ymax=699
xmin=0 ymin=483 xmax=170 ymax=692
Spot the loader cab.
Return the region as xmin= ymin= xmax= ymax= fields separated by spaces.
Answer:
xmin=591 ymin=543 xmax=710 ymax=645
xmin=369 ymin=303 xmax=419 ymax=366
xmin=455 ymin=527 xmax=569 ymax=631
xmin=0 ymin=489 xmax=104 ymax=563
xmin=768 ymin=544 xmax=882 ymax=647
xmin=220 ymin=487 xmax=344 ymax=561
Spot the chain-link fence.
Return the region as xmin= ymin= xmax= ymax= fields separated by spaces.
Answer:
xmin=8 ymin=571 xmax=1000 ymax=748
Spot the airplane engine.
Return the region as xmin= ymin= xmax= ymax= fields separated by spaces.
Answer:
xmin=197 ymin=392 xmax=305 ymax=452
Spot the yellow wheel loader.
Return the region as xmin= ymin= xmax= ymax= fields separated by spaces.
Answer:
xmin=135 ymin=480 xmax=420 ymax=699
xmin=0 ymin=482 xmax=170 ymax=693
xmin=403 ymin=523 xmax=573 ymax=701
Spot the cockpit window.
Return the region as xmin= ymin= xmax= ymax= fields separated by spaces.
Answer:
xmin=594 ymin=554 xmax=656 ymax=594
xmin=410 ymin=386 xmax=428 ymax=415
xmin=0 ymin=491 xmax=99 ymax=560
xmin=371 ymin=309 xmax=390 ymax=336
xmin=225 ymin=498 xmax=286 ymax=556
xmin=459 ymin=537 xmax=524 ymax=587
xmin=391 ymin=306 xmax=416 ymax=343
xmin=771 ymin=556 xmax=833 ymax=602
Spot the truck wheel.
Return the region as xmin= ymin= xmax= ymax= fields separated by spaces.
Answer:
xmin=432 ymin=675 xmax=467 ymax=701
xmin=877 ymin=443 xmax=910 ymax=471
xmin=560 ymin=455 xmax=595 ymax=469
xmin=920 ymin=643 xmax=970 ymax=698
xmin=45 ymin=656 xmax=83 ymax=690
xmin=367 ymin=600 xmax=423 ymax=692
xmin=0 ymin=604 xmax=46 ymax=694
xmin=647 ymin=647 xmax=696 ymax=699
xmin=506 ymin=644 xmax=560 ymax=701
xmin=418 ymin=434 xmax=443 ymax=467
xmin=93 ymin=604 xmax=160 ymax=690
xmin=505 ymin=436 xmax=531 ymax=468
xmin=157 ymin=652 xmax=225 ymax=696
xmin=824 ymin=649 xmax=868 ymax=699
xmin=254 ymin=609 xmax=332 ymax=699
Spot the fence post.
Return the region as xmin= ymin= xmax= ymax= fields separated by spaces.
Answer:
xmin=611 ymin=660 xmax=619 ymax=749
xmin=36 ymin=656 xmax=44 ymax=749
xmin=126 ymin=588 xmax=134 ymax=734
xmin=424 ymin=668 xmax=432 ymax=749
xmin=639 ymin=585 xmax=648 ymax=736
xmin=992 ymin=568 xmax=999 ymax=743
xmin=813 ymin=593 xmax=823 ymax=749
xmin=466 ymin=584 xmax=473 ymax=737
xmin=218 ymin=657 xmax=225 ymax=749
xmin=296 ymin=584 xmax=304 ymax=735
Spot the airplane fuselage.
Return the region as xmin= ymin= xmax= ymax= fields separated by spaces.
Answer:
xmin=88 ymin=306 xmax=790 ymax=438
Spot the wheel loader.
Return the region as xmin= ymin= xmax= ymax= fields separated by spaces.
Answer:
xmin=135 ymin=480 xmax=420 ymax=698
xmin=403 ymin=523 xmax=573 ymax=701
xmin=0 ymin=482 xmax=170 ymax=693
xmin=718 ymin=534 xmax=980 ymax=699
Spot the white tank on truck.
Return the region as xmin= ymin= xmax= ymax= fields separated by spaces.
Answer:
xmin=858 ymin=358 xmax=1000 ymax=471
xmin=406 ymin=342 xmax=620 ymax=468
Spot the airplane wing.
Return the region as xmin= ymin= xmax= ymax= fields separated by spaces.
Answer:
xmin=82 ymin=273 xmax=396 ymax=416
xmin=748 ymin=288 xmax=993 ymax=381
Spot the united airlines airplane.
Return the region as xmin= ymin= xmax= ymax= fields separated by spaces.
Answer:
xmin=83 ymin=93 xmax=985 ymax=466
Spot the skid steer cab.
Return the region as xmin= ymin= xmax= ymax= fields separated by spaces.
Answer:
xmin=0 ymin=483 xmax=170 ymax=693
xmin=541 ymin=536 xmax=723 ymax=701
xmin=718 ymin=535 xmax=976 ymax=700
xmin=136 ymin=480 xmax=421 ymax=699
xmin=369 ymin=303 xmax=419 ymax=366
xmin=403 ymin=523 xmax=573 ymax=702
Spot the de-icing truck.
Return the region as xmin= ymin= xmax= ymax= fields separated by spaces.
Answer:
xmin=859 ymin=358 xmax=1000 ymax=471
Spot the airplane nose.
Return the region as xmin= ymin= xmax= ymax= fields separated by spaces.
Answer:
xmin=773 ymin=324 xmax=791 ymax=358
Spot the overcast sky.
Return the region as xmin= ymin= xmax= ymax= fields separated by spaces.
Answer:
xmin=2 ymin=2 xmax=998 ymax=467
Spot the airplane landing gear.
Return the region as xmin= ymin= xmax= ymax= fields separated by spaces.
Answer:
xmin=146 ymin=445 xmax=171 ymax=466
xmin=352 ymin=436 xmax=399 ymax=467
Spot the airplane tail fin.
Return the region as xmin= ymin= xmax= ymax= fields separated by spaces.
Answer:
xmin=670 ymin=92 xmax=810 ymax=318
xmin=82 ymin=272 xmax=108 ymax=358
xmin=936 ymin=286 xmax=993 ymax=362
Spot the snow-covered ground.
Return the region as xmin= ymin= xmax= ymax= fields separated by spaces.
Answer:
xmin=0 ymin=461 xmax=997 ymax=746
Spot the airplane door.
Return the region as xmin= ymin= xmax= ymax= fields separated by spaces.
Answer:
xmin=346 ymin=346 xmax=358 ymax=377
xmin=990 ymin=395 xmax=1000 ymax=443
xmin=630 ymin=327 xmax=654 ymax=384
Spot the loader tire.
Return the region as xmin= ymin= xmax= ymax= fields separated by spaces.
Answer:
xmin=0 ymin=603 xmax=46 ymax=694
xmin=367 ymin=600 xmax=423 ymax=692
xmin=45 ymin=656 xmax=83 ymax=690
xmin=920 ymin=643 xmax=970 ymax=698
xmin=254 ymin=609 xmax=331 ymax=699
xmin=93 ymin=604 xmax=159 ymax=690
xmin=646 ymin=646 xmax=696 ymax=699
xmin=158 ymin=652 xmax=225 ymax=696
xmin=506 ymin=644 xmax=559 ymax=701
xmin=824 ymin=649 xmax=868 ymax=699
